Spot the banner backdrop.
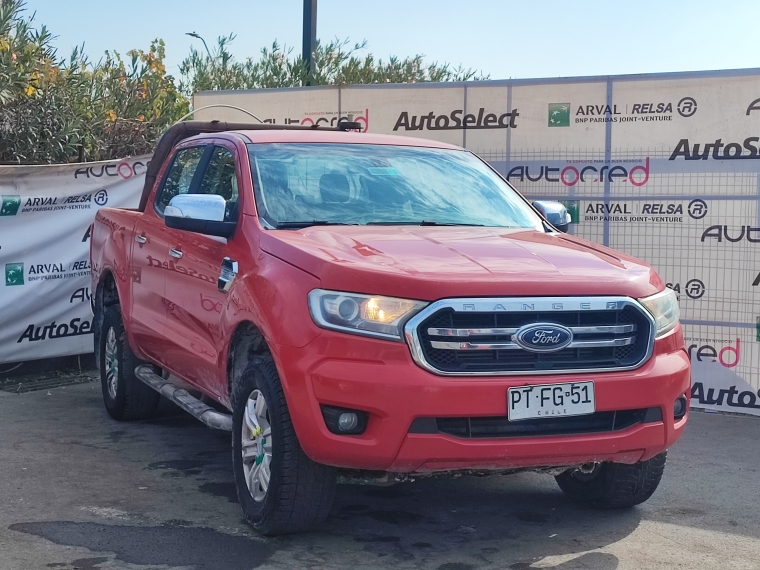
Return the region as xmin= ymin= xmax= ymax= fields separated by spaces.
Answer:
xmin=197 ymin=69 xmax=760 ymax=416
xmin=0 ymin=157 xmax=147 ymax=364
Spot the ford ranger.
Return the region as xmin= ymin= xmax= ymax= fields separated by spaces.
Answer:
xmin=90 ymin=120 xmax=690 ymax=535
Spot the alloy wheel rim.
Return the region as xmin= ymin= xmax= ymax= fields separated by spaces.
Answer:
xmin=105 ymin=327 xmax=119 ymax=400
xmin=241 ymin=389 xmax=273 ymax=502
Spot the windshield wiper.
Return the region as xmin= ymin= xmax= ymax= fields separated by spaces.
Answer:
xmin=274 ymin=221 xmax=358 ymax=229
xmin=367 ymin=220 xmax=485 ymax=226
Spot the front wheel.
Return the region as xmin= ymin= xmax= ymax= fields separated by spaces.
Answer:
xmin=232 ymin=356 xmax=336 ymax=535
xmin=555 ymin=452 xmax=667 ymax=508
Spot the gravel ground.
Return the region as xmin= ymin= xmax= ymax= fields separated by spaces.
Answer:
xmin=1 ymin=376 xmax=758 ymax=570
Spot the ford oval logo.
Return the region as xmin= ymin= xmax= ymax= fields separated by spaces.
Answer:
xmin=513 ymin=323 xmax=573 ymax=353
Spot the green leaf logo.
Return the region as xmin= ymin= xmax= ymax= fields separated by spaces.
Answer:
xmin=1 ymin=195 xmax=21 ymax=216
xmin=5 ymin=263 xmax=24 ymax=286
xmin=548 ymin=103 xmax=570 ymax=127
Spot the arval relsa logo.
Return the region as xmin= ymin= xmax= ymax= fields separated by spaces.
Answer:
xmin=5 ymin=263 xmax=24 ymax=286
xmin=1 ymin=195 xmax=21 ymax=216
xmin=513 ymin=323 xmax=573 ymax=352
xmin=548 ymin=103 xmax=571 ymax=127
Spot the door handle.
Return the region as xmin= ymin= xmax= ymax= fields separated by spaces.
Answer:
xmin=169 ymin=248 xmax=183 ymax=259
xmin=135 ymin=234 xmax=147 ymax=244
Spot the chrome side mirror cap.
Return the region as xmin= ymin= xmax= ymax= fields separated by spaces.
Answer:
xmin=533 ymin=200 xmax=571 ymax=233
xmin=164 ymin=194 xmax=236 ymax=238
xmin=165 ymin=194 xmax=226 ymax=222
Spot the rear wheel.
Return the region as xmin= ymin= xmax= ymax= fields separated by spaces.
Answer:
xmin=555 ymin=452 xmax=667 ymax=508
xmin=232 ymin=356 xmax=336 ymax=535
xmin=99 ymin=305 xmax=160 ymax=421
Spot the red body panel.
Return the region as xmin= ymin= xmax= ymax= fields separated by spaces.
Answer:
xmin=90 ymin=128 xmax=690 ymax=473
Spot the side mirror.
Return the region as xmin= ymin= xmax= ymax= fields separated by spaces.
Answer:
xmin=164 ymin=194 xmax=236 ymax=238
xmin=532 ymin=200 xmax=571 ymax=233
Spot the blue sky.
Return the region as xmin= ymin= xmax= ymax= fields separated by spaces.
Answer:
xmin=27 ymin=0 xmax=760 ymax=83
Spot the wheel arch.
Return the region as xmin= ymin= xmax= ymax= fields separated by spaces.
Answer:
xmin=93 ymin=270 xmax=121 ymax=370
xmin=226 ymin=320 xmax=273 ymax=407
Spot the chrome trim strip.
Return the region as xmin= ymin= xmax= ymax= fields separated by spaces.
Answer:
xmin=427 ymin=327 xmax=519 ymax=337
xmin=403 ymin=296 xmax=656 ymax=376
xmin=426 ymin=324 xmax=636 ymax=337
xmin=430 ymin=337 xmax=634 ymax=351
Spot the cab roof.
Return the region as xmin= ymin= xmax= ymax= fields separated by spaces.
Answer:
xmin=137 ymin=120 xmax=461 ymax=211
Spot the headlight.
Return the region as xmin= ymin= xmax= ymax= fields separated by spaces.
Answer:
xmin=638 ymin=288 xmax=680 ymax=337
xmin=308 ymin=289 xmax=428 ymax=340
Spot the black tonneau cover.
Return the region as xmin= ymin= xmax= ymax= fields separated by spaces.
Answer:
xmin=137 ymin=121 xmax=333 ymax=212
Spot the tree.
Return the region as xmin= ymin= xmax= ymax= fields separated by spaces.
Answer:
xmin=0 ymin=0 xmax=188 ymax=163
xmin=179 ymin=36 xmax=488 ymax=96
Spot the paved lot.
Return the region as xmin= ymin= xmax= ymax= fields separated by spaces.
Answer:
xmin=1 ymin=377 xmax=759 ymax=570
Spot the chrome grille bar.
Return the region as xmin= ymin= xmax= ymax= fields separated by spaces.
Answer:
xmin=430 ymin=337 xmax=635 ymax=351
xmin=427 ymin=324 xmax=636 ymax=337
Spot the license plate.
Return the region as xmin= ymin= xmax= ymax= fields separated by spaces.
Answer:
xmin=508 ymin=382 xmax=595 ymax=421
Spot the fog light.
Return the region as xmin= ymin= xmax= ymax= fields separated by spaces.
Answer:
xmin=320 ymin=405 xmax=368 ymax=435
xmin=674 ymin=395 xmax=687 ymax=419
xmin=338 ymin=412 xmax=358 ymax=431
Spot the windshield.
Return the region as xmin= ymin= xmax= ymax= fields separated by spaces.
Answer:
xmin=247 ymin=143 xmax=543 ymax=229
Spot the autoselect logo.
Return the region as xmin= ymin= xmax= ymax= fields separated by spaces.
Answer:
xmin=746 ymin=98 xmax=760 ymax=115
xmin=1 ymin=195 xmax=21 ymax=216
xmin=669 ymin=137 xmax=760 ymax=160
xmin=393 ymin=108 xmax=518 ymax=131
xmin=701 ymin=225 xmax=760 ymax=242
xmin=5 ymin=263 xmax=24 ymax=286
xmin=17 ymin=318 xmax=92 ymax=343
xmin=548 ymin=103 xmax=570 ymax=127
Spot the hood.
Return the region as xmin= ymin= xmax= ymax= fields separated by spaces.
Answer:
xmin=259 ymin=225 xmax=663 ymax=301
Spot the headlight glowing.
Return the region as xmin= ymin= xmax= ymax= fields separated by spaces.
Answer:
xmin=309 ymin=289 xmax=428 ymax=340
xmin=638 ymin=288 xmax=680 ymax=337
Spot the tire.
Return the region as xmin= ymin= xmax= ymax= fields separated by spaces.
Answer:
xmin=99 ymin=304 xmax=161 ymax=421
xmin=232 ymin=356 xmax=336 ymax=535
xmin=555 ymin=452 xmax=667 ymax=508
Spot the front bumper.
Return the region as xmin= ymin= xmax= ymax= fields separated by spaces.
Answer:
xmin=272 ymin=325 xmax=690 ymax=473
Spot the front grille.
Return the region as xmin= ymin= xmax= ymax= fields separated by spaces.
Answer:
xmin=408 ymin=297 xmax=654 ymax=375
xmin=410 ymin=408 xmax=660 ymax=439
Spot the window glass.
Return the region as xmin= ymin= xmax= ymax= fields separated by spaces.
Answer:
xmin=247 ymin=143 xmax=542 ymax=230
xmin=155 ymin=147 xmax=205 ymax=214
xmin=197 ymin=147 xmax=239 ymax=222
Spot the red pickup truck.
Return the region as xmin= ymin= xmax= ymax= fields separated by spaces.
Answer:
xmin=90 ymin=120 xmax=690 ymax=535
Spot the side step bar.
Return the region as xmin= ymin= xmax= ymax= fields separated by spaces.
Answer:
xmin=134 ymin=365 xmax=232 ymax=431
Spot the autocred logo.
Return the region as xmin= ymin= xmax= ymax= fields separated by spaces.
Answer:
xmin=262 ymin=109 xmax=370 ymax=132
xmin=1 ymin=195 xmax=21 ymax=216
xmin=507 ymin=158 xmax=650 ymax=187
xmin=5 ymin=263 xmax=24 ymax=286
xmin=74 ymin=160 xmax=147 ymax=179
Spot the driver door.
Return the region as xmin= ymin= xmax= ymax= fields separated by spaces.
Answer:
xmin=160 ymin=144 xmax=241 ymax=396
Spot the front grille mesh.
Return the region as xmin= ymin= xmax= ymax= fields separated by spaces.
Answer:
xmin=417 ymin=305 xmax=651 ymax=374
